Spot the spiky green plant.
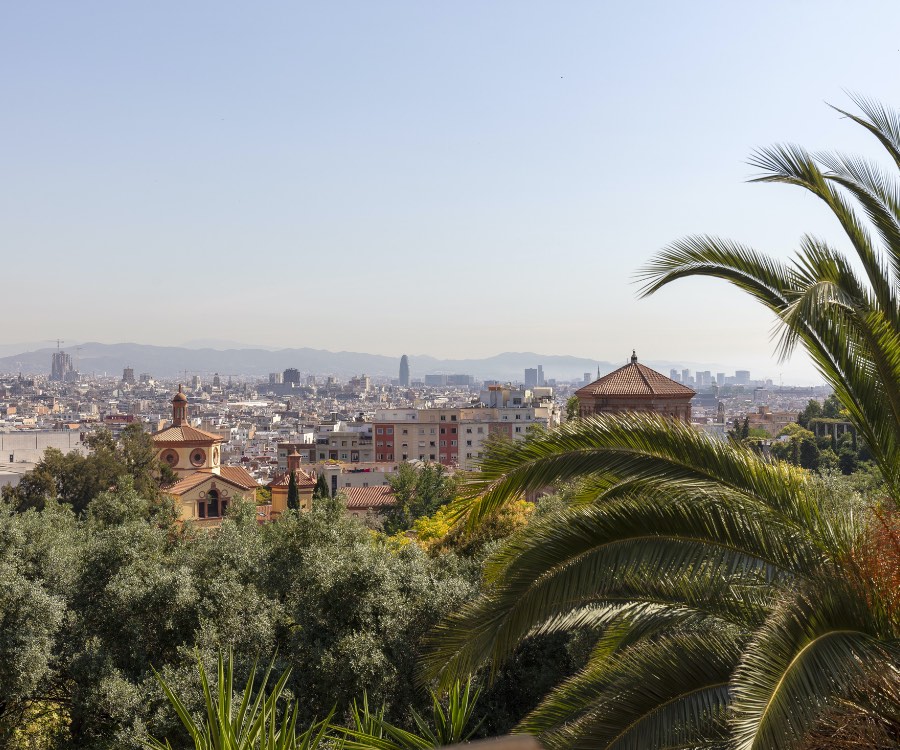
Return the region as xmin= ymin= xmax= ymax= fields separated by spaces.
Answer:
xmin=423 ymin=98 xmax=900 ymax=750
xmin=339 ymin=680 xmax=482 ymax=750
xmin=146 ymin=651 xmax=332 ymax=750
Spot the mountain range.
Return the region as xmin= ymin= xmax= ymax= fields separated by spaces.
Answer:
xmin=1 ymin=341 xmax=731 ymax=383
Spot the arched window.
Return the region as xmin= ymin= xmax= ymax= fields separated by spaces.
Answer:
xmin=207 ymin=489 xmax=220 ymax=518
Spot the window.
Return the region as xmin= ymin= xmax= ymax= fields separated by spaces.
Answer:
xmin=477 ymin=427 xmax=484 ymax=434
xmin=440 ymin=428 xmax=446 ymax=434
xmin=515 ymin=414 xmax=521 ymax=420
xmin=376 ymin=427 xmax=383 ymax=434
xmin=207 ymin=490 xmax=220 ymax=518
xmin=430 ymin=454 xmax=436 ymax=460
xmin=402 ymin=429 xmax=408 ymax=435
xmin=387 ymin=428 xmax=393 ymax=434
xmin=430 ymin=441 xmax=436 ymax=447
xmin=466 ymin=428 xmax=472 ymax=434
xmin=466 ymin=440 xmax=472 ymax=446
xmin=451 ymin=415 xmax=457 ymax=421
xmin=319 ymin=452 xmax=325 ymax=459
xmin=440 ymin=440 xmax=446 ymax=447
xmin=440 ymin=415 xmax=446 ymax=421
xmin=451 ymin=440 xmax=457 ymax=446
xmin=515 ymin=427 xmax=522 ymax=433
xmin=429 ymin=428 xmax=436 ymax=434
xmin=466 ymin=452 xmax=473 ymax=458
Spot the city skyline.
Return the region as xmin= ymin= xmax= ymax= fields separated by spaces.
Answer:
xmin=4 ymin=3 xmax=898 ymax=382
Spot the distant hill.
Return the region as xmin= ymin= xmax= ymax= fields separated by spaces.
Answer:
xmin=0 ymin=342 xmax=618 ymax=381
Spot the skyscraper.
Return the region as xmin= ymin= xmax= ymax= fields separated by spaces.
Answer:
xmin=524 ymin=368 xmax=538 ymax=388
xmin=399 ymin=355 xmax=410 ymax=386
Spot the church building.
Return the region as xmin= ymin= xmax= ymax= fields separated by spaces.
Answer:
xmin=575 ymin=352 xmax=695 ymax=421
xmin=152 ymin=386 xmax=258 ymax=526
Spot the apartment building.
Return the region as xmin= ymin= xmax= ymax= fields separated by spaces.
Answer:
xmin=374 ymin=386 xmax=559 ymax=471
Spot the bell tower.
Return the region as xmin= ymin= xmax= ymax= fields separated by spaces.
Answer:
xmin=172 ymin=385 xmax=188 ymax=426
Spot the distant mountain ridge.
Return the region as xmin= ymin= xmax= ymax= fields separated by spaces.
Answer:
xmin=0 ymin=341 xmax=749 ymax=383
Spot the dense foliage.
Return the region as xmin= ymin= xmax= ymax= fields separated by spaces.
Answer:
xmin=0 ymin=490 xmax=478 ymax=749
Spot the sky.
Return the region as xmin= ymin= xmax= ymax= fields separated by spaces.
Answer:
xmin=3 ymin=1 xmax=900 ymax=382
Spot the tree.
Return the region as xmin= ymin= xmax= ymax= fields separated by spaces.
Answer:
xmin=1 ymin=426 xmax=173 ymax=514
xmin=639 ymin=95 xmax=900 ymax=501
xmin=313 ymin=473 xmax=330 ymax=500
xmin=425 ymin=98 xmax=900 ymax=749
xmin=287 ymin=472 xmax=300 ymax=511
xmin=564 ymin=396 xmax=579 ymax=422
xmin=798 ymin=398 xmax=823 ymax=429
xmin=382 ymin=463 xmax=458 ymax=535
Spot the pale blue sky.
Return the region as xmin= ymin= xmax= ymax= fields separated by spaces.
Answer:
xmin=3 ymin=2 xmax=899 ymax=380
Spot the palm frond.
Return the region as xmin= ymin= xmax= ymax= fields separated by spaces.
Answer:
xmin=730 ymin=573 xmax=900 ymax=750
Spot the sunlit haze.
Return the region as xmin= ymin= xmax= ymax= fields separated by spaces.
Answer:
xmin=4 ymin=1 xmax=899 ymax=382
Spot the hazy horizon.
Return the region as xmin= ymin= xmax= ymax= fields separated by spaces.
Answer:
xmin=4 ymin=1 xmax=899 ymax=384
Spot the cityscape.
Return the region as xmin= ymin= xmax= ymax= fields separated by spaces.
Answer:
xmin=0 ymin=344 xmax=830 ymax=518
xmin=1 ymin=3 xmax=897 ymax=749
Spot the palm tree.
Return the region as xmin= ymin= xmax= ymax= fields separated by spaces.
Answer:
xmin=423 ymin=98 xmax=900 ymax=750
xmin=640 ymin=94 xmax=900 ymax=501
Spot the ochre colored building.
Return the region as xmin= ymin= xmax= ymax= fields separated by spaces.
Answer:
xmin=153 ymin=387 xmax=258 ymax=526
xmin=267 ymin=448 xmax=315 ymax=517
xmin=575 ymin=352 xmax=695 ymax=421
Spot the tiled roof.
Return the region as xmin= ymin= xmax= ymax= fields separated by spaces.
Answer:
xmin=268 ymin=468 xmax=316 ymax=489
xmin=152 ymin=424 xmax=224 ymax=443
xmin=164 ymin=467 xmax=258 ymax=496
xmin=217 ymin=465 xmax=259 ymax=489
xmin=342 ymin=485 xmax=396 ymax=510
xmin=576 ymin=356 xmax=695 ymax=398
xmin=163 ymin=472 xmax=210 ymax=495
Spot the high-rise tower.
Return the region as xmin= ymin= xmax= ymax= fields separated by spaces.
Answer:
xmin=399 ymin=355 xmax=410 ymax=387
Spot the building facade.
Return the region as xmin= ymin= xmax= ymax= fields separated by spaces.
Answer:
xmin=153 ymin=387 xmax=258 ymax=526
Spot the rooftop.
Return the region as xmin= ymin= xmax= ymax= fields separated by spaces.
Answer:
xmin=576 ymin=352 xmax=696 ymax=398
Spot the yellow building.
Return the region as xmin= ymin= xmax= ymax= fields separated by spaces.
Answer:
xmin=153 ymin=387 xmax=258 ymax=526
xmin=267 ymin=448 xmax=315 ymax=517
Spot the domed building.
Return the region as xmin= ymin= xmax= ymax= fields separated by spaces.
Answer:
xmin=575 ymin=352 xmax=695 ymax=421
xmin=152 ymin=386 xmax=258 ymax=526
